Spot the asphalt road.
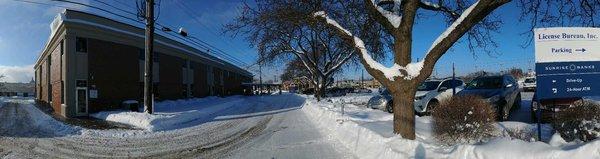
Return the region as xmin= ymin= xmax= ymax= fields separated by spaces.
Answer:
xmin=508 ymin=92 xmax=535 ymax=123
xmin=0 ymin=95 xmax=352 ymax=159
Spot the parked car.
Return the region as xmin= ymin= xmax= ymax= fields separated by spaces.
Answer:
xmin=301 ymin=88 xmax=315 ymax=95
xmin=531 ymin=93 xmax=582 ymax=123
xmin=367 ymin=89 xmax=393 ymax=113
xmin=354 ymin=88 xmax=373 ymax=94
xmin=456 ymin=75 xmax=521 ymax=121
xmin=325 ymin=87 xmax=347 ymax=97
xmin=367 ymin=78 xmax=464 ymax=114
xmin=414 ymin=78 xmax=465 ymax=115
xmin=522 ymin=77 xmax=536 ymax=92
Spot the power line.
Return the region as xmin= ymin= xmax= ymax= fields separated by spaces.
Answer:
xmin=112 ymin=0 xmax=250 ymax=67
xmin=15 ymin=0 xmax=249 ymax=68
xmin=171 ymin=0 xmax=251 ymax=64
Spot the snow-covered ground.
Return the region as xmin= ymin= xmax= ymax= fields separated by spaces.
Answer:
xmin=91 ymin=96 xmax=246 ymax=131
xmin=0 ymin=94 xmax=355 ymax=158
xmin=302 ymin=93 xmax=600 ymax=159
xmin=2 ymin=93 xmax=599 ymax=158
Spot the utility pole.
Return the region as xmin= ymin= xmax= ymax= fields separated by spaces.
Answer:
xmin=259 ymin=62 xmax=262 ymax=95
xmin=144 ymin=0 xmax=155 ymax=114
xmin=452 ymin=62 xmax=456 ymax=95
xmin=361 ymin=69 xmax=364 ymax=88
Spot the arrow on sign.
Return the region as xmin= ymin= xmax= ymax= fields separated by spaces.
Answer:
xmin=575 ymin=48 xmax=587 ymax=52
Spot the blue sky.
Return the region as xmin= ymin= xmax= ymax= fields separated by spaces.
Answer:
xmin=0 ymin=0 xmax=535 ymax=83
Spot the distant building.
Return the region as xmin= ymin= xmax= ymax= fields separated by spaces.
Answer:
xmin=34 ymin=9 xmax=252 ymax=117
xmin=0 ymin=81 xmax=35 ymax=97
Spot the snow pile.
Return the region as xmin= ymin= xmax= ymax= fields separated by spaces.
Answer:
xmin=302 ymin=95 xmax=600 ymax=159
xmin=92 ymin=96 xmax=244 ymax=131
xmin=22 ymin=103 xmax=82 ymax=136
xmin=0 ymin=97 xmax=81 ymax=137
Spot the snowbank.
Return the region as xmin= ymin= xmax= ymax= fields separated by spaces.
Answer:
xmin=302 ymin=95 xmax=600 ymax=159
xmin=92 ymin=96 xmax=244 ymax=131
xmin=0 ymin=97 xmax=81 ymax=137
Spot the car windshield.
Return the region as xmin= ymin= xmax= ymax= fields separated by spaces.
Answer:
xmin=466 ymin=77 xmax=503 ymax=89
xmin=380 ymin=89 xmax=391 ymax=95
xmin=417 ymin=81 xmax=441 ymax=91
xmin=524 ymin=78 xmax=535 ymax=83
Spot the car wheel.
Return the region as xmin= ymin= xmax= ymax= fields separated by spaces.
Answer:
xmin=426 ymin=100 xmax=439 ymax=115
xmin=497 ymin=104 xmax=506 ymax=121
xmin=512 ymin=93 xmax=522 ymax=110
xmin=386 ymin=102 xmax=393 ymax=113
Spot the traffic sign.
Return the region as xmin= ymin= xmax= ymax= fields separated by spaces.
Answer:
xmin=534 ymin=27 xmax=600 ymax=99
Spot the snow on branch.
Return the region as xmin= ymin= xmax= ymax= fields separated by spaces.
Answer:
xmin=419 ymin=1 xmax=459 ymax=18
xmin=371 ymin=0 xmax=403 ymax=28
xmin=426 ymin=0 xmax=479 ymax=55
xmin=314 ymin=11 xmax=423 ymax=81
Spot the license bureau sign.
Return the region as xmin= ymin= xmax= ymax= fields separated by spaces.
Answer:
xmin=534 ymin=27 xmax=600 ymax=99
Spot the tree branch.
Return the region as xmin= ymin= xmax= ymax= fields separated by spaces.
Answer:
xmin=418 ymin=0 xmax=511 ymax=82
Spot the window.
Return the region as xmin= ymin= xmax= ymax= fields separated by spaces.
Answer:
xmin=190 ymin=84 xmax=194 ymax=97
xmin=138 ymin=50 xmax=159 ymax=62
xmin=61 ymin=81 xmax=64 ymax=104
xmin=182 ymin=84 xmax=188 ymax=98
xmin=76 ymin=37 xmax=87 ymax=52
xmin=138 ymin=49 xmax=144 ymax=60
xmin=60 ymin=40 xmax=64 ymax=55
xmin=49 ymin=84 xmax=52 ymax=102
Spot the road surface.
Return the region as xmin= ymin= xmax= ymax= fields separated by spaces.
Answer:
xmin=0 ymin=95 xmax=353 ymax=159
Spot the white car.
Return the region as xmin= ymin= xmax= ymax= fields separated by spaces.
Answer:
xmin=414 ymin=78 xmax=464 ymax=115
xmin=522 ymin=77 xmax=536 ymax=92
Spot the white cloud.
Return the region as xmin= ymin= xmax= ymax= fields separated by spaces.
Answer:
xmin=0 ymin=64 xmax=34 ymax=83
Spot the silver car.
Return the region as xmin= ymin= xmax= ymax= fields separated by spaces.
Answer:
xmin=367 ymin=89 xmax=393 ymax=113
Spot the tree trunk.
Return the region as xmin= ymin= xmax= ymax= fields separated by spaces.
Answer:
xmin=390 ymin=83 xmax=417 ymax=140
xmin=314 ymin=82 xmax=326 ymax=101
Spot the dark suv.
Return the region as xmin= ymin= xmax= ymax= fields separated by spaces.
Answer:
xmin=456 ymin=75 xmax=522 ymax=121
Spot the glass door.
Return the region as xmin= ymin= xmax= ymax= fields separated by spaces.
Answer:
xmin=76 ymin=87 xmax=88 ymax=116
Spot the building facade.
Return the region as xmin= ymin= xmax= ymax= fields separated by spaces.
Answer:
xmin=0 ymin=82 xmax=35 ymax=97
xmin=34 ymin=10 xmax=252 ymax=117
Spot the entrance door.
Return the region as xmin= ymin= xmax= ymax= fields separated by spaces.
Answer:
xmin=76 ymin=87 xmax=88 ymax=116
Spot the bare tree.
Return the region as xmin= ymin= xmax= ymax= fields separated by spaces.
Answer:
xmin=226 ymin=0 xmax=384 ymax=101
xmin=518 ymin=0 xmax=600 ymax=46
xmin=281 ymin=59 xmax=311 ymax=82
xmin=314 ymin=0 xmax=510 ymax=139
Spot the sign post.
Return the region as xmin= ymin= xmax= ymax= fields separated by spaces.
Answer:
xmin=534 ymin=27 xmax=600 ymax=141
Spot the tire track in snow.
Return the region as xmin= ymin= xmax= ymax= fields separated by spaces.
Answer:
xmin=0 ymin=99 xmax=274 ymax=159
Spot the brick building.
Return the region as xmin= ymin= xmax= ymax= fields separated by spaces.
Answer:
xmin=34 ymin=9 xmax=252 ymax=117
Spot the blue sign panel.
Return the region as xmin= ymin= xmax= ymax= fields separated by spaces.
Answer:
xmin=536 ymin=61 xmax=600 ymax=99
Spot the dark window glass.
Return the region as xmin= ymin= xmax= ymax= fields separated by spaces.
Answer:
xmin=49 ymin=84 xmax=52 ymax=102
xmin=138 ymin=49 xmax=144 ymax=60
xmin=417 ymin=81 xmax=441 ymax=91
xmin=440 ymin=81 xmax=452 ymax=89
xmin=61 ymin=41 xmax=64 ymax=55
xmin=76 ymin=37 xmax=87 ymax=52
xmin=61 ymin=81 xmax=64 ymax=104
xmin=182 ymin=84 xmax=188 ymax=98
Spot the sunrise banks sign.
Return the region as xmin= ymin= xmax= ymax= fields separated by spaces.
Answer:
xmin=534 ymin=27 xmax=600 ymax=99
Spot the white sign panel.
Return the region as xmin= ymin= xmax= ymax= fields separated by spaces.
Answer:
xmin=534 ymin=27 xmax=600 ymax=63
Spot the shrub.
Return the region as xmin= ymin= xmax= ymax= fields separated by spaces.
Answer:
xmin=553 ymin=101 xmax=600 ymax=142
xmin=432 ymin=95 xmax=497 ymax=144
